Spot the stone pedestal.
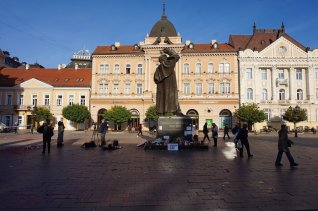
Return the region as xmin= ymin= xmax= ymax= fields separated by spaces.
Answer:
xmin=157 ymin=116 xmax=192 ymax=140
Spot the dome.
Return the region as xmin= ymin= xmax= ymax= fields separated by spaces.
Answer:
xmin=149 ymin=15 xmax=177 ymax=37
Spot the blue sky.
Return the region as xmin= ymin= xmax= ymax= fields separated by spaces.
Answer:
xmin=1 ymin=0 xmax=318 ymax=68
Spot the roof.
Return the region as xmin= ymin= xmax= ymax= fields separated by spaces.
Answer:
xmin=229 ymin=27 xmax=307 ymax=52
xmin=0 ymin=68 xmax=92 ymax=87
xmin=182 ymin=43 xmax=236 ymax=53
xmin=93 ymin=45 xmax=144 ymax=55
xmin=149 ymin=15 xmax=178 ymax=37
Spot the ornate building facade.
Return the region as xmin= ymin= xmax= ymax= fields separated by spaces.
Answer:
xmin=91 ymin=10 xmax=239 ymax=130
xmin=230 ymin=23 xmax=318 ymax=131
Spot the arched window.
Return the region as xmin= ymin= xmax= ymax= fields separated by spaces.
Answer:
xmin=262 ymin=89 xmax=268 ymax=100
xmin=195 ymin=63 xmax=201 ymax=74
xmin=137 ymin=64 xmax=143 ymax=75
xmin=114 ymin=64 xmax=120 ymax=74
xmin=183 ymin=63 xmax=189 ymax=75
xmin=208 ymin=63 xmax=214 ymax=74
xmin=125 ymin=64 xmax=131 ymax=74
xmin=247 ymin=88 xmax=253 ymax=100
xmin=279 ymin=89 xmax=285 ymax=100
xmin=297 ymin=89 xmax=303 ymax=100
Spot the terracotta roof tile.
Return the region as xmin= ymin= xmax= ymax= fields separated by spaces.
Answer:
xmin=0 ymin=68 xmax=92 ymax=87
xmin=93 ymin=45 xmax=144 ymax=55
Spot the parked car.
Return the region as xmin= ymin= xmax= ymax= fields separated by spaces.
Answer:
xmin=0 ymin=122 xmax=11 ymax=132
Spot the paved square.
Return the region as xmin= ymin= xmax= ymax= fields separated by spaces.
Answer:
xmin=1 ymin=130 xmax=318 ymax=210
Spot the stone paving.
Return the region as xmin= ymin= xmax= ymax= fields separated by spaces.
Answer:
xmin=0 ymin=130 xmax=318 ymax=210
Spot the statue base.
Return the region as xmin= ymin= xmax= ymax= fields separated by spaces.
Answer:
xmin=157 ymin=116 xmax=193 ymax=140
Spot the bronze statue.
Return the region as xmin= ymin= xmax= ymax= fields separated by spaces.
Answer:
xmin=154 ymin=47 xmax=181 ymax=115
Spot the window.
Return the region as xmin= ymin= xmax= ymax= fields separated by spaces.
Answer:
xmin=126 ymin=64 xmax=131 ymax=74
xmin=279 ymin=89 xmax=285 ymax=100
xmin=183 ymin=83 xmax=190 ymax=95
xmin=219 ymin=63 xmax=229 ymax=73
xmin=264 ymin=108 xmax=272 ymax=121
xmin=6 ymin=94 xmax=12 ymax=105
xmin=246 ymin=68 xmax=252 ymax=79
xmin=296 ymin=69 xmax=302 ymax=80
xmin=281 ymin=109 xmax=287 ymax=121
xmin=18 ymin=116 xmax=22 ymax=126
xmin=136 ymin=83 xmax=142 ymax=94
xmin=57 ymin=95 xmax=62 ymax=106
xmin=208 ymin=83 xmax=214 ymax=94
xmin=219 ymin=83 xmax=230 ymax=94
xmin=316 ymin=109 xmax=318 ymax=121
xmin=18 ymin=94 xmax=24 ymax=105
xmin=297 ymin=89 xmax=303 ymax=100
xmin=68 ymin=95 xmax=74 ymax=105
xmin=114 ymin=64 xmax=120 ymax=74
xmin=278 ymin=69 xmax=284 ymax=79
xmin=137 ymin=64 xmax=143 ymax=75
xmin=44 ymin=94 xmax=50 ymax=105
xmin=99 ymin=64 xmax=105 ymax=74
xmin=261 ymin=89 xmax=268 ymax=100
xmin=113 ymin=84 xmax=119 ymax=94
xmin=247 ymin=88 xmax=253 ymax=100
xmin=260 ymin=69 xmax=267 ymax=80
xmin=105 ymin=64 xmax=109 ymax=74
xmin=80 ymin=95 xmax=86 ymax=105
xmin=99 ymin=83 xmax=108 ymax=94
xmin=208 ymin=63 xmax=214 ymax=74
xmin=183 ymin=63 xmax=190 ymax=75
xmin=315 ymin=68 xmax=318 ymax=80
xmin=195 ymin=63 xmax=201 ymax=74
xmin=316 ymin=88 xmax=318 ymax=100
xmin=125 ymin=84 xmax=131 ymax=94
xmin=195 ymin=83 xmax=202 ymax=95
xmin=32 ymin=94 xmax=38 ymax=106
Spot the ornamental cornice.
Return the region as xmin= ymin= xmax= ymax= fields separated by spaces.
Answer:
xmin=97 ymin=78 xmax=110 ymax=83
xmin=93 ymin=54 xmax=144 ymax=59
xmin=182 ymin=52 xmax=237 ymax=57
xmin=141 ymin=44 xmax=184 ymax=50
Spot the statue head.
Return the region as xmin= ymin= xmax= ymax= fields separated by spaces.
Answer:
xmin=159 ymin=54 xmax=167 ymax=63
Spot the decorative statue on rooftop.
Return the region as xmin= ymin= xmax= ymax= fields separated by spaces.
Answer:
xmin=154 ymin=47 xmax=182 ymax=116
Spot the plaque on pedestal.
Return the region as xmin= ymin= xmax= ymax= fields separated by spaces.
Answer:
xmin=157 ymin=116 xmax=192 ymax=139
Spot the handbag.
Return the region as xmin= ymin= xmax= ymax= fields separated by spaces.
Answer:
xmin=287 ymin=139 xmax=293 ymax=147
xmin=237 ymin=140 xmax=243 ymax=149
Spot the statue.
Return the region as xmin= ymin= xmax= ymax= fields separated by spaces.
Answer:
xmin=154 ymin=47 xmax=181 ymax=115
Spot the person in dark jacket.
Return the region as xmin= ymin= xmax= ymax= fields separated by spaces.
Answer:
xmin=275 ymin=124 xmax=298 ymax=167
xmin=202 ymin=123 xmax=210 ymax=142
xmin=236 ymin=124 xmax=253 ymax=158
xmin=99 ymin=119 xmax=108 ymax=146
xmin=37 ymin=119 xmax=54 ymax=154
xmin=223 ymin=124 xmax=231 ymax=140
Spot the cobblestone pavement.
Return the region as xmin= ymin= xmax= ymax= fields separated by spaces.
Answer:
xmin=0 ymin=130 xmax=318 ymax=210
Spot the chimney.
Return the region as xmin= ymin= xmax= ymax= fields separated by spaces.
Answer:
xmin=114 ymin=42 xmax=120 ymax=47
xmin=58 ymin=64 xmax=61 ymax=70
xmin=185 ymin=40 xmax=191 ymax=46
xmin=211 ymin=40 xmax=217 ymax=45
xmin=75 ymin=63 xmax=79 ymax=70
xmin=26 ymin=64 xmax=30 ymax=70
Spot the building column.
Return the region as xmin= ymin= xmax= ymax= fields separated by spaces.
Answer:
xmin=289 ymin=68 xmax=294 ymax=101
xmin=271 ymin=67 xmax=275 ymax=100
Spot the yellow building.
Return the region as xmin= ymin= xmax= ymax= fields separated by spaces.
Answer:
xmin=91 ymin=10 xmax=239 ymax=130
xmin=0 ymin=67 xmax=91 ymax=130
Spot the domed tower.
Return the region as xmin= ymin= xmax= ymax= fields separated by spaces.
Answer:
xmin=142 ymin=1 xmax=181 ymax=45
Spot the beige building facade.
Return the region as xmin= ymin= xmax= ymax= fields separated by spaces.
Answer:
xmin=91 ymin=13 xmax=239 ymax=130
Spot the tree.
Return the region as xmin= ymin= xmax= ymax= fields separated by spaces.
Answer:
xmin=145 ymin=105 xmax=159 ymax=129
xmin=104 ymin=105 xmax=131 ymax=131
xmin=234 ymin=103 xmax=267 ymax=130
xmin=283 ymin=105 xmax=307 ymax=137
xmin=33 ymin=106 xmax=53 ymax=124
xmin=62 ymin=104 xmax=91 ymax=129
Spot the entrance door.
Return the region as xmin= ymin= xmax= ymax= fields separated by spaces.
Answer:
xmin=219 ymin=109 xmax=232 ymax=129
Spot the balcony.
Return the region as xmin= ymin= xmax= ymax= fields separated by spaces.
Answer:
xmin=278 ymin=100 xmax=290 ymax=105
xmin=276 ymin=78 xmax=288 ymax=87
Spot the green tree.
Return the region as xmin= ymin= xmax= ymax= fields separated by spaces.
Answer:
xmin=234 ymin=103 xmax=267 ymax=130
xmin=104 ymin=105 xmax=131 ymax=131
xmin=33 ymin=106 xmax=53 ymax=124
xmin=145 ymin=105 xmax=159 ymax=129
xmin=62 ymin=104 xmax=91 ymax=129
xmin=283 ymin=105 xmax=307 ymax=137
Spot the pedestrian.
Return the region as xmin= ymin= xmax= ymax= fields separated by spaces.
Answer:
xmin=37 ymin=119 xmax=54 ymax=154
xmin=137 ymin=124 xmax=143 ymax=136
xmin=57 ymin=120 xmax=65 ymax=147
xmin=99 ymin=119 xmax=108 ymax=147
xmin=14 ymin=122 xmax=18 ymax=134
xmin=275 ymin=124 xmax=299 ymax=167
xmin=236 ymin=124 xmax=253 ymax=158
xmin=231 ymin=123 xmax=241 ymax=148
xmin=223 ymin=124 xmax=231 ymax=140
xmin=202 ymin=122 xmax=210 ymax=142
xmin=211 ymin=123 xmax=218 ymax=147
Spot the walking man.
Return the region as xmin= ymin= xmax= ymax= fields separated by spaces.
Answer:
xmin=37 ymin=119 xmax=54 ymax=154
xmin=202 ymin=123 xmax=210 ymax=142
xmin=223 ymin=124 xmax=231 ymax=140
xmin=236 ymin=124 xmax=253 ymax=158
